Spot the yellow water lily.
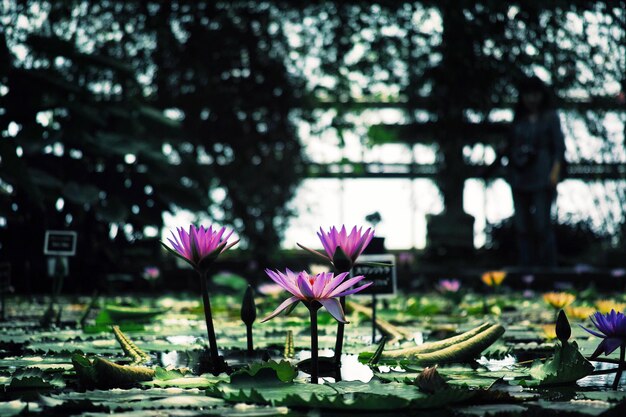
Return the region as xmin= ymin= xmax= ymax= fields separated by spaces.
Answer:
xmin=541 ymin=324 xmax=557 ymax=340
xmin=543 ymin=292 xmax=576 ymax=309
xmin=481 ymin=271 xmax=506 ymax=287
xmin=566 ymin=306 xmax=596 ymax=320
xmin=596 ymin=300 xmax=626 ymax=314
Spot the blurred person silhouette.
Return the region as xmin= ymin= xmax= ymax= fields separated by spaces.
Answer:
xmin=505 ymin=76 xmax=565 ymax=268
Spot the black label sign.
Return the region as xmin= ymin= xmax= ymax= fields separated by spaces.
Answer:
xmin=44 ymin=231 xmax=77 ymax=256
xmin=352 ymin=254 xmax=396 ymax=296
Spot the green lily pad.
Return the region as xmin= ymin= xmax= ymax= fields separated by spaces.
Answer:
xmin=518 ymin=341 xmax=594 ymax=386
xmin=105 ymin=305 xmax=170 ymax=322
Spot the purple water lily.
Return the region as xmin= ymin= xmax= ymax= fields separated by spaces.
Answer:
xmin=298 ymin=226 xmax=374 ymax=270
xmin=298 ymin=225 xmax=375 ymax=367
xmin=163 ymin=225 xmax=238 ymax=272
xmin=261 ymin=268 xmax=371 ymax=384
xmin=261 ymin=269 xmax=371 ymax=323
xmin=161 ymin=225 xmax=238 ymax=374
xmin=581 ymin=310 xmax=626 ymax=358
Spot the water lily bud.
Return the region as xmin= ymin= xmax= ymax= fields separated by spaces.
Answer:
xmin=414 ymin=366 xmax=449 ymax=394
xmin=241 ymin=285 xmax=257 ymax=326
xmin=332 ymin=246 xmax=352 ymax=272
xmin=556 ymin=309 xmax=571 ymax=344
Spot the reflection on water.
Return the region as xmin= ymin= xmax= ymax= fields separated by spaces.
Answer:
xmin=477 ymin=355 xmax=517 ymax=371
xmin=166 ymin=335 xmax=202 ymax=345
xmin=294 ymin=349 xmax=374 ymax=383
xmin=159 ymin=350 xmax=199 ymax=369
xmin=578 ymin=361 xmax=625 ymax=389
xmin=413 ymin=332 xmax=424 ymax=346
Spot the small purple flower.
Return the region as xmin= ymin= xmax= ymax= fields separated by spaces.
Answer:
xmin=298 ymin=226 xmax=374 ymax=269
xmin=437 ymin=279 xmax=460 ymax=293
xmin=581 ymin=310 xmax=626 ymax=358
xmin=162 ymin=225 xmax=238 ymax=272
xmin=261 ymin=269 xmax=372 ymax=323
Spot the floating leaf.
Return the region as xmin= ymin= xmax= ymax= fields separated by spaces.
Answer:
xmin=105 ymin=305 xmax=169 ymax=322
xmin=230 ymin=360 xmax=298 ymax=385
xmin=3 ymin=368 xmax=65 ymax=390
xmin=519 ymin=341 xmax=594 ymax=386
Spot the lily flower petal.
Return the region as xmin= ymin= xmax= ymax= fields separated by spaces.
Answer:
xmin=260 ymin=269 xmax=371 ymax=323
xmin=261 ymin=296 xmax=300 ymax=323
xmin=162 ymin=225 xmax=236 ymax=271
xmin=582 ymin=309 xmax=626 ymax=358
xmin=319 ymin=298 xmax=348 ymax=323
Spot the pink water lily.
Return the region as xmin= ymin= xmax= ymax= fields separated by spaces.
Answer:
xmin=298 ymin=226 xmax=374 ymax=269
xmin=437 ymin=279 xmax=461 ymax=293
xmin=162 ymin=224 xmax=239 ymax=374
xmin=162 ymin=225 xmax=238 ymax=271
xmin=261 ymin=269 xmax=371 ymax=323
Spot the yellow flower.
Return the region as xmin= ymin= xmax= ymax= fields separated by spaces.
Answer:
xmin=565 ymin=306 xmax=596 ymax=320
xmin=481 ymin=271 xmax=506 ymax=287
xmin=541 ymin=324 xmax=557 ymax=340
xmin=543 ymin=292 xmax=576 ymax=309
xmin=595 ymin=300 xmax=626 ymax=314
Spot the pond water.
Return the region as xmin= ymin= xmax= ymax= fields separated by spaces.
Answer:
xmin=3 ymin=293 xmax=626 ymax=417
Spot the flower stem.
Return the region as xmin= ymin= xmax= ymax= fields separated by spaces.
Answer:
xmin=309 ymin=304 xmax=319 ymax=384
xmin=199 ymin=270 xmax=219 ymax=364
xmin=612 ymin=345 xmax=625 ymax=390
xmin=371 ymin=294 xmax=377 ymax=344
xmin=246 ymin=323 xmax=254 ymax=355
xmin=333 ymin=295 xmax=346 ymax=367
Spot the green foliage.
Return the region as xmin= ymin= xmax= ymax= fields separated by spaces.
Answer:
xmin=0 ymin=1 xmax=307 ymax=279
xmin=2 ymin=368 xmax=65 ymax=391
xmin=210 ymin=378 xmax=475 ymax=411
xmin=212 ymin=273 xmax=249 ymax=294
xmin=406 ymin=297 xmax=446 ymax=316
xmin=230 ymin=360 xmax=298 ymax=385
xmin=104 ymin=305 xmax=169 ymax=323
xmin=519 ymin=342 xmax=594 ymax=386
xmin=3 ymin=292 xmax=626 ymax=415
xmin=153 ymin=367 xmax=187 ymax=381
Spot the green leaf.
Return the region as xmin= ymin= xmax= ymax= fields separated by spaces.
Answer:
xmin=154 ymin=367 xmax=186 ymax=381
xmin=4 ymin=368 xmax=66 ymax=390
xmin=104 ymin=305 xmax=169 ymax=322
xmin=519 ymin=341 xmax=594 ymax=386
xmin=367 ymin=124 xmax=400 ymax=145
xmin=142 ymin=374 xmax=227 ymax=389
xmin=230 ymin=360 xmax=298 ymax=385
xmin=210 ymin=379 xmax=475 ymax=411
